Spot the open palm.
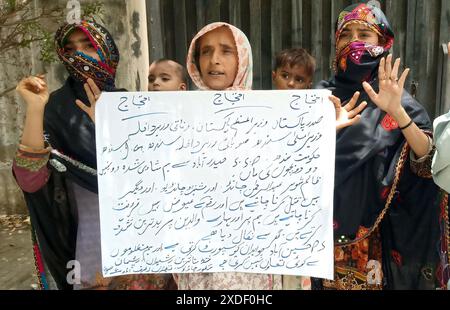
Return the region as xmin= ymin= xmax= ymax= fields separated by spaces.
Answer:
xmin=330 ymin=91 xmax=367 ymax=130
xmin=362 ymin=54 xmax=409 ymax=116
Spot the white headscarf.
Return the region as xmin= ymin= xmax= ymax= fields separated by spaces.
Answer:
xmin=186 ymin=22 xmax=253 ymax=90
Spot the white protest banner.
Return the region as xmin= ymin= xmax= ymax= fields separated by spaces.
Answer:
xmin=95 ymin=90 xmax=335 ymax=279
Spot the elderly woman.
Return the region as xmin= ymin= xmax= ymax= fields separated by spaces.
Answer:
xmin=315 ymin=3 xmax=448 ymax=290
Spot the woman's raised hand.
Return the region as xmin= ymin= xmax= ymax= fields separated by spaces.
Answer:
xmin=330 ymin=91 xmax=367 ymax=131
xmin=75 ymin=78 xmax=102 ymax=123
xmin=362 ymin=54 xmax=409 ymax=118
xmin=16 ymin=75 xmax=49 ymax=110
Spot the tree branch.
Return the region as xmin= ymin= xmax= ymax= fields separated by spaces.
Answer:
xmin=1 ymin=8 xmax=61 ymax=27
xmin=0 ymin=0 xmax=33 ymax=24
xmin=0 ymin=85 xmax=17 ymax=97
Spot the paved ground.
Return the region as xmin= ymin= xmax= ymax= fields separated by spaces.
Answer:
xmin=0 ymin=215 xmax=39 ymax=290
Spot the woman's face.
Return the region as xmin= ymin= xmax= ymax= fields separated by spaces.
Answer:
xmin=198 ymin=26 xmax=238 ymax=90
xmin=64 ymin=29 xmax=100 ymax=61
xmin=336 ymin=23 xmax=380 ymax=51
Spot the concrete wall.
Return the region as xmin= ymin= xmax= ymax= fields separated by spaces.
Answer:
xmin=0 ymin=0 xmax=149 ymax=214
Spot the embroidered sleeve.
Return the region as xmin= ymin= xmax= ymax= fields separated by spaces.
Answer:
xmin=12 ymin=144 xmax=52 ymax=193
xmin=409 ymin=133 xmax=434 ymax=178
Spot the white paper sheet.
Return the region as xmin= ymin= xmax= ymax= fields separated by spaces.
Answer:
xmin=95 ymin=90 xmax=335 ymax=280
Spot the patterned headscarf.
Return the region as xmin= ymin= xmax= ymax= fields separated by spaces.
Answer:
xmin=55 ymin=20 xmax=120 ymax=91
xmin=334 ymin=3 xmax=394 ymax=73
xmin=186 ymin=22 xmax=253 ymax=90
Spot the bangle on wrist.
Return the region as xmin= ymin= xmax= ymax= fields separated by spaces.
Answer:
xmin=399 ymin=119 xmax=413 ymax=130
xmin=19 ymin=142 xmax=51 ymax=154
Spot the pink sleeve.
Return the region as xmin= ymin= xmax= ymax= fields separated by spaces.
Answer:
xmin=12 ymin=146 xmax=51 ymax=193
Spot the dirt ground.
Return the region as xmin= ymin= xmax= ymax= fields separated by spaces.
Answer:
xmin=0 ymin=215 xmax=39 ymax=290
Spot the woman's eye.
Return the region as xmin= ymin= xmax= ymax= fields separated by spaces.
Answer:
xmin=282 ymin=74 xmax=289 ymax=79
xmin=64 ymin=45 xmax=74 ymax=52
xmin=223 ymin=48 xmax=237 ymax=55
xmin=340 ymin=33 xmax=350 ymax=39
xmin=201 ymin=49 xmax=210 ymax=55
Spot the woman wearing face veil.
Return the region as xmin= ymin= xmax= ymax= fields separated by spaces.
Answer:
xmin=315 ymin=3 xmax=449 ymax=290
xmin=13 ymin=20 xmax=176 ymax=290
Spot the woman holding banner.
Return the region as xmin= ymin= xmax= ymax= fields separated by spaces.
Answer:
xmin=13 ymin=20 xmax=176 ymax=290
xmin=315 ymin=3 xmax=448 ymax=289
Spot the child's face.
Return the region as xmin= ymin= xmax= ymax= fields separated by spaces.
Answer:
xmin=148 ymin=61 xmax=186 ymax=91
xmin=198 ymin=26 xmax=238 ymax=90
xmin=272 ymin=65 xmax=312 ymax=90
